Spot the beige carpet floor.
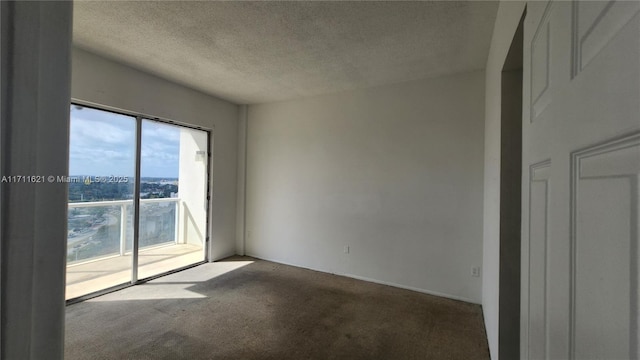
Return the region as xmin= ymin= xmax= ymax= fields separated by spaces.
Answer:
xmin=65 ymin=256 xmax=489 ymax=360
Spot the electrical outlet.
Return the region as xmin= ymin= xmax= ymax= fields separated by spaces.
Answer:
xmin=247 ymin=230 xmax=252 ymax=239
xmin=344 ymin=245 xmax=349 ymax=254
xmin=471 ymin=266 xmax=481 ymax=277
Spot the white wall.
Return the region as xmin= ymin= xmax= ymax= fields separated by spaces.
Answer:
xmin=71 ymin=47 xmax=239 ymax=261
xmin=245 ymin=71 xmax=485 ymax=303
xmin=236 ymin=105 xmax=248 ymax=256
xmin=178 ymin=128 xmax=208 ymax=246
xmin=482 ymin=2 xmax=527 ymax=359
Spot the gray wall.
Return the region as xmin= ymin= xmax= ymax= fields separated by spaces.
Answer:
xmin=71 ymin=48 xmax=239 ymax=261
xmin=499 ymin=69 xmax=522 ymax=360
xmin=244 ymin=71 xmax=485 ymax=303
xmin=483 ymin=2 xmax=527 ymax=359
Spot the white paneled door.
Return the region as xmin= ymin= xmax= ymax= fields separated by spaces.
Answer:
xmin=522 ymin=1 xmax=640 ymax=359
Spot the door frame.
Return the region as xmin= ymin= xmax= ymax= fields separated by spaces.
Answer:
xmin=66 ymin=100 xmax=212 ymax=304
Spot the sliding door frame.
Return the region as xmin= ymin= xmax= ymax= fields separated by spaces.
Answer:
xmin=66 ymin=100 xmax=212 ymax=304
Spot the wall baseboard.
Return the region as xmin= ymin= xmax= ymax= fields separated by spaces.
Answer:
xmin=345 ymin=273 xmax=480 ymax=305
xmin=242 ymin=252 xmax=480 ymax=305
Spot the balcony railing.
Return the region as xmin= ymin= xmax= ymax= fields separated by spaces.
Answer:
xmin=67 ymin=198 xmax=180 ymax=265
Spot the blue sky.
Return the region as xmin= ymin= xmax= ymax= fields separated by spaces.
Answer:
xmin=70 ymin=106 xmax=179 ymax=178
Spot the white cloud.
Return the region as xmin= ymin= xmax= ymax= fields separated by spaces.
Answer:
xmin=69 ymin=106 xmax=179 ymax=177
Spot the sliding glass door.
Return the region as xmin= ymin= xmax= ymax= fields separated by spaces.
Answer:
xmin=137 ymin=120 xmax=207 ymax=279
xmin=66 ymin=105 xmax=137 ymax=299
xmin=65 ymin=105 xmax=209 ymax=301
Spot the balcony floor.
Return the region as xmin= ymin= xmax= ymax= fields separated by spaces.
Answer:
xmin=66 ymin=243 xmax=203 ymax=300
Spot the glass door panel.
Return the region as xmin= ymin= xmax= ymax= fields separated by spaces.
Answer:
xmin=137 ymin=120 xmax=207 ymax=280
xmin=66 ymin=105 xmax=136 ymax=300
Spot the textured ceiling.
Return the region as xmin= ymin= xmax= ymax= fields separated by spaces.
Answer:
xmin=73 ymin=1 xmax=498 ymax=105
